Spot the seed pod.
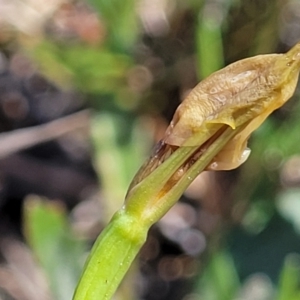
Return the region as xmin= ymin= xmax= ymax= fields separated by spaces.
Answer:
xmin=164 ymin=43 xmax=300 ymax=170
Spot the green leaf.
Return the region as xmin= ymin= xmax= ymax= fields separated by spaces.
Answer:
xmin=88 ymin=0 xmax=140 ymax=51
xmin=196 ymin=3 xmax=224 ymax=78
xmin=277 ymin=254 xmax=300 ymax=300
xmin=24 ymin=196 xmax=86 ymax=300
xmin=31 ymin=41 xmax=133 ymax=93
xmin=196 ymin=250 xmax=240 ymax=300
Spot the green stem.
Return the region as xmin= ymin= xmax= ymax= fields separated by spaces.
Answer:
xmin=73 ymin=209 xmax=147 ymax=300
xmin=73 ymin=126 xmax=242 ymax=300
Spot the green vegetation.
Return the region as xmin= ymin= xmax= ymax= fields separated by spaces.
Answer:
xmin=3 ymin=0 xmax=300 ymax=299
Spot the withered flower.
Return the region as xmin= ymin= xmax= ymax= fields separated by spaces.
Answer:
xmin=74 ymin=43 xmax=300 ymax=300
xmin=128 ymin=42 xmax=300 ymax=200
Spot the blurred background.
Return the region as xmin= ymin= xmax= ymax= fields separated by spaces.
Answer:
xmin=0 ymin=0 xmax=300 ymax=299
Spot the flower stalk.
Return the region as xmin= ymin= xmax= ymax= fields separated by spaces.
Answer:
xmin=73 ymin=124 xmax=242 ymax=300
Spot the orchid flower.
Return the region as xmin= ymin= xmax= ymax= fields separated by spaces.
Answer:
xmin=73 ymin=42 xmax=300 ymax=300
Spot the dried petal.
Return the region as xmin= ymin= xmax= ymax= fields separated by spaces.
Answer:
xmin=164 ymin=43 xmax=300 ymax=170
